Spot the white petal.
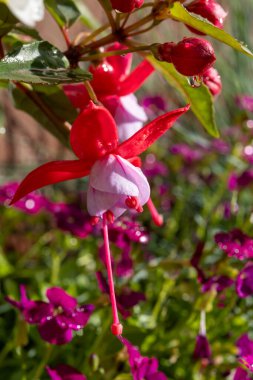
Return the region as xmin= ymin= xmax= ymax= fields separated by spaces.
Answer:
xmin=90 ymin=155 xmax=139 ymax=196
xmin=87 ymin=185 xmax=118 ymax=217
xmin=114 ymin=156 xmax=150 ymax=205
xmin=8 ymin=0 xmax=44 ymax=27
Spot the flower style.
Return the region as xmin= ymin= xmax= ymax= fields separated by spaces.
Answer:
xmin=47 ymin=364 xmax=86 ymax=380
xmin=119 ymin=336 xmax=167 ymax=380
xmin=215 ymin=229 xmax=253 ymax=260
xmin=10 ymin=100 xmax=189 ymax=335
xmin=7 ymin=0 xmax=44 ymax=27
xmin=6 ymin=285 xmax=94 ymax=345
xmin=96 ymin=271 xmax=145 ymax=318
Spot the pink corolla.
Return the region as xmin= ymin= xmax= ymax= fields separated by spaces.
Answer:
xmin=47 ymin=364 xmax=87 ymax=380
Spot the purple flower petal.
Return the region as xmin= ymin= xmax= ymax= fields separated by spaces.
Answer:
xmin=237 ymin=334 xmax=253 ymax=357
xmin=46 ymin=364 xmax=87 ymax=380
xmin=56 ymin=305 xmax=94 ymax=330
xmin=23 ymin=301 xmax=53 ymax=324
xmin=215 ymin=229 xmax=253 ymax=260
xmin=38 ymin=318 xmax=73 ymax=345
xmin=239 ymin=355 xmax=253 ymax=372
xmin=46 ymin=287 xmax=77 ymax=311
xmin=193 ymin=334 xmax=212 ymax=360
xmin=233 ymin=368 xmax=251 ymax=380
xmin=236 ymin=264 xmax=253 ymax=298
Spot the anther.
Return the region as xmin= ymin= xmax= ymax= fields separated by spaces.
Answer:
xmin=105 ymin=210 xmax=115 ymax=224
xmin=90 ymin=216 xmax=100 ymax=226
xmin=125 ymin=196 xmax=138 ymax=209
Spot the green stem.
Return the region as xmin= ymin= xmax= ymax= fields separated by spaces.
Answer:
xmin=151 ymin=279 xmax=173 ymax=324
xmin=80 ymin=45 xmax=151 ymax=61
xmin=124 ymin=13 xmax=154 ymax=34
xmin=51 ymin=253 xmax=61 ymax=285
xmin=84 ymin=81 xmax=99 ymax=104
xmin=79 ymin=23 xmax=111 ymax=47
xmin=33 ymin=345 xmax=53 ymax=380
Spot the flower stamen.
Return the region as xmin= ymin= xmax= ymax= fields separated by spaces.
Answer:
xmin=102 ymin=213 xmax=123 ymax=336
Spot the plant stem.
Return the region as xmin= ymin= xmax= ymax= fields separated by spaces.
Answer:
xmin=80 ymin=45 xmax=151 ymax=61
xmin=51 ymin=253 xmax=61 ymax=285
xmin=124 ymin=13 xmax=154 ymax=34
xmin=78 ymin=23 xmax=111 ymax=46
xmin=33 ymin=345 xmax=53 ymax=380
xmin=61 ymin=26 xmax=71 ymax=48
xmin=84 ymin=81 xmax=99 ymax=104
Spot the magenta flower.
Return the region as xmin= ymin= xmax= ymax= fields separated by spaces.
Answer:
xmin=0 ymin=182 xmax=48 ymax=214
xmin=215 ymin=229 xmax=253 ymax=260
xmin=236 ymin=95 xmax=253 ymax=113
xmin=193 ymin=334 xmax=212 ymax=360
xmin=236 ymin=264 xmax=253 ymax=298
xmin=6 ymin=286 xmax=94 ymax=345
xmin=228 ymin=171 xmax=253 ymax=191
xmin=170 ymin=143 xmax=205 ymax=163
xmin=46 ymin=364 xmax=86 ymax=380
xmin=48 ymin=202 xmax=93 ymax=238
xmin=239 ymin=356 xmax=253 ymax=373
xmin=237 ymin=334 xmax=253 ymax=357
xmin=234 ymin=368 xmax=251 ymax=380
xmin=202 ymin=275 xmax=234 ymax=293
xmin=119 ymin=336 xmax=167 ymax=380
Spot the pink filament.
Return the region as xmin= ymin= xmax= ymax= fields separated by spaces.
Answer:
xmin=147 ymin=198 xmax=164 ymax=226
xmin=102 ymin=214 xmax=122 ymax=335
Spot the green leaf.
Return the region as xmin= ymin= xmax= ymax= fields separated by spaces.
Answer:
xmin=168 ymin=2 xmax=253 ymax=59
xmin=0 ymin=41 xmax=92 ymax=84
xmin=45 ymin=0 xmax=80 ymax=27
xmin=149 ymin=57 xmax=219 ymax=137
xmin=0 ymin=4 xmax=17 ymax=37
xmin=12 ymin=85 xmax=76 ymax=147
xmin=0 ymin=251 xmax=13 ymax=277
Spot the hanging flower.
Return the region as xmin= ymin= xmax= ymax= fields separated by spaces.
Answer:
xmin=10 ymin=100 xmax=189 ymax=336
xmin=233 ymin=368 xmax=251 ymax=380
xmin=236 ymin=264 xmax=253 ymax=298
xmin=7 ymin=0 xmax=44 ymax=27
xmin=64 ymin=43 xmax=153 ymax=140
xmin=6 ymin=285 xmax=94 ymax=345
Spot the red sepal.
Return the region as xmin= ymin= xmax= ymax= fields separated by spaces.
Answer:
xmin=70 ymin=101 xmax=118 ymax=162
xmin=63 ymin=84 xmax=89 ymax=109
xmin=10 ymin=160 xmax=92 ymax=205
xmin=128 ymin=156 xmax=142 ymax=167
xmin=106 ymin=43 xmax=132 ymax=81
xmin=118 ymin=60 xmax=155 ymax=96
xmin=115 ymin=105 xmax=190 ymax=159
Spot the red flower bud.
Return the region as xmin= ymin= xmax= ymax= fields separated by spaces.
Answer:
xmin=157 ymin=37 xmax=216 ymax=77
xmin=203 ymin=67 xmax=222 ymax=96
xmin=110 ymin=0 xmax=144 ymax=13
xmin=186 ymin=0 xmax=227 ymax=35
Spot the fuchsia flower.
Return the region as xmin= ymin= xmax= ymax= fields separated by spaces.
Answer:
xmin=119 ymin=336 xmax=167 ymax=380
xmin=228 ymin=171 xmax=253 ymax=191
xmin=193 ymin=311 xmax=212 ymax=361
xmin=64 ymin=43 xmax=153 ymax=141
xmin=10 ymin=100 xmax=189 ymax=335
xmin=215 ymin=229 xmax=253 ymax=260
xmin=6 ymin=286 xmax=94 ymax=345
xmin=47 ymin=364 xmax=86 ymax=380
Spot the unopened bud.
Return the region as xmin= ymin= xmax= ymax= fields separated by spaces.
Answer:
xmin=203 ymin=67 xmax=222 ymax=97
xmin=110 ymin=0 xmax=144 ymax=13
xmin=186 ymin=0 xmax=227 ymax=35
xmin=157 ymin=38 xmax=216 ymax=77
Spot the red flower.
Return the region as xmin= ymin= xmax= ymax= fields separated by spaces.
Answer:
xmin=10 ymin=101 xmax=190 ymax=210
xmin=64 ymin=43 xmax=154 ymax=109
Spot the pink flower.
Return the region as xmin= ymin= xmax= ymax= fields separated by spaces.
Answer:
xmin=47 ymin=364 xmax=86 ymax=380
